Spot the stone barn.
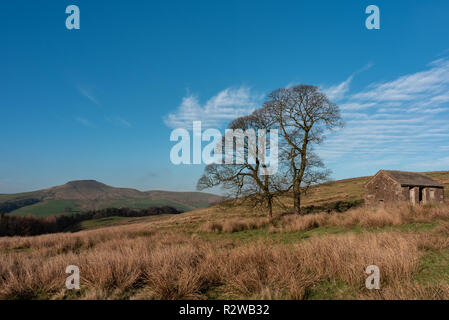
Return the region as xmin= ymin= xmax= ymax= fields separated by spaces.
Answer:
xmin=365 ymin=170 xmax=444 ymax=206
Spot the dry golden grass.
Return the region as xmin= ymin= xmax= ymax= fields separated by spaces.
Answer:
xmin=1 ymin=203 xmax=449 ymax=300
xmin=198 ymin=217 xmax=270 ymax=233
xmin=0 ymin=228 xmax=447 ymax=300
xmin=277 ymin=203 xmax=449 ymax=233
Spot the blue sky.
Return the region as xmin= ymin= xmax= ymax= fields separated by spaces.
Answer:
xmin=1 ymin=0 xmax=449 ymax=193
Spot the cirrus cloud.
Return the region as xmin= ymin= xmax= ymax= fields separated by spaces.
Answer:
xmin=319 ymin=57 xmax=449 ymax=174
xmin=164 ymin=86 xmax=263 ymax=130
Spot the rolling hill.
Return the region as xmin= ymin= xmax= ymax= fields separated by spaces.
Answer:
xmin=209 ymin=171 xmax=449 ymax=217
xmin=2 ymin=171 xmax=449 ymax=300
xmin=283 ymin=170 xmax=449 ymax=209
xmin=0 ymin=180 xmax=223 ymax=217
xmin=1 ymin=171 xmax=448 ymax=218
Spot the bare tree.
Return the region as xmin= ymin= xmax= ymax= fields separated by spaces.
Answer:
xmin=197 ymin=109 xmax=289 ymax=218
xmin=264 ymin=85 xmax=343 ymax=214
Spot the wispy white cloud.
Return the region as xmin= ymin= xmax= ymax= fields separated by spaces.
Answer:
xmin=76 ymin=87 xmax=134 ymax=129
xmin=351 ymin=59 xmax=449 ymax=105
xmin=407 ymin=156 xmax=449 ymax=171
xmin=75 ymin=116 xmax=94 ymax=128
xmin=164 ymin=86 xmax=262 ymax=129
xmin=319 ymin=57 xmax=449 ymax=173
xmin=323 ymin=75 xmax=354 ymax=101
xmin=340 ymin=102 xmax=376 ymax=111
xmin=163 ymin=58 xmax=449 ymax=176
xmin=106 ymin=116 xmax=132 ymax=128
xmin=322 ymin=63 xmax=373 ymax=101
xmin=78 ymin=87 xmax=101 ymax=106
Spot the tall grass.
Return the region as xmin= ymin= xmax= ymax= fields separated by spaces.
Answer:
xmin=0 ymin=203 xmax=448 ymax=300
xmin=1 ymin=228 xmax=447 ymax=299
xmin=198 ymin=218 xmax=270 ymax=233
xmin=278 ymin=203 xmax=449 ymax=233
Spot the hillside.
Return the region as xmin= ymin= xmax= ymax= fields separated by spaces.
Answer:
xmin=0 ymin=180 xmax=223 ymax=217
xmin=1 ymin=171 xmax=449 ymax=300
xmin=49 ymin=171 xmax=448 ymax=232
xmin=2 ymin=171 xmax=448 ymax=218
xmin=226 ymin=171 xmax=449 ymax=216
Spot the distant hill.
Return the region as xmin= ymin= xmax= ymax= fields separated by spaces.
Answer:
xmin=1 ymin=171 xmax=448 ymax=218
xmin=0 ymin=180 xmax=224 ymax=217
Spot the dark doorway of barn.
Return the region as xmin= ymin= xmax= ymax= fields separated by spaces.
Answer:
xmin=419 ymin=187 xmax=423 ymax=203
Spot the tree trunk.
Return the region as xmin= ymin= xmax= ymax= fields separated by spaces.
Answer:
xmin=293 ymin=131 xmax=309 ymax=215
xmin=293 ymin=181 xmax=301 ymax=215
xmin=294 ymin=192 xmax=301 ymax=215
xmin=267 ymin=196 xmax=273 ymax=218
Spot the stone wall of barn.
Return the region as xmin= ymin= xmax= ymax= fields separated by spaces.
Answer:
xmin=407 ymin=186 xmax=419 ymax=205
xmin=422 ymin=187 xmax=444 ymax=204
xmin=401 ymin=186 xmax=410 ymax=201
xmin=365 ymin=173 xmax=406 ymax=206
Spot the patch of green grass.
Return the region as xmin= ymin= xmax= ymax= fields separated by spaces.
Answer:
xmin=0 ymin=247 xmax=32 ymax=254
xmin=99 ymin=198 xmax=193 ymax=212
xmin=385 ymin=222 xmax=437 ymax=232
xmin=195 ymin=225 xmax=356 ymax=244
xmin=414 ymin=249 xmax=449 ymax=285
xmin=0 ymin=192 xmax=37 ymax=202
xmin=307 ymin=280 xmax=358 ymax=300
xmin=79 ymin=216 xmax=131 ymax=229
xmin=195 ymin=221 xmax=441 ymax=245
xmin=78 ymin=214 xmax=172 ymax=230
xmin=204 ymin=285 xmax=229 ymax=300
xmin=196 ymin=228 xmax=269 ymax=243
xmin=9 ymin=200 xmax=82 ymax=217
xmin=7 ymin=197 xmax=194 ymax=218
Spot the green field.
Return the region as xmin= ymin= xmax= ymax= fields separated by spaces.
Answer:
xmin=1 ymin=180 xmax=222 ymax=217
xmin=78 ymin=214 xmax=173 ymax=230
xmin=98 ymin=198 xmax=193 ymax=212
xmin=0 ymin=192 xmax=36 ymax=202
xmin=7 ymin=198 xmax=195 ymax=218
xmin=8 ymin=198 xmax=192 ymax=217
xmin=10 ymin=200 xmax=82 ymax=217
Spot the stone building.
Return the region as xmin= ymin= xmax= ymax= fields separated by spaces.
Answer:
xmin=365 ymin=170 xmax=444 ymax=206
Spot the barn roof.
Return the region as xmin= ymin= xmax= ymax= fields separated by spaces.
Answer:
xmin=381 ymin=170 xmax=443 ymax=188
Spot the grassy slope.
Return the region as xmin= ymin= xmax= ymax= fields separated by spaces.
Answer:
xmin=4 ymin=189 xmax=221 ymax=217
xmin=1 ymin=173 xmax=449 ymax=299
xmin=75 ymin=171 xmax=449 ymax=231
xmin=4 ymin=171 xmax=447 ymax=218
xmin=303 ymin=171 xmax=449 ymax=206
xmin=10 ymin=200 xmax=83 ymax=217
xmin=281 ymin=171 xmax=449 ymax=209
xmin=2 ymin=202 xmax=448 ymax=300
xmin=98 ymin=198 xmax=199 ymax=212
xmin=78 ymin=214 xmax=173 ymax=230
xmin=8 ymin=198 xmax=196 ymax=217
xmin=76 ymin=171 xmax=449 ymax=298
xmin=0 ymin=192 xmax=36 ymax=202
xmin=427 ymin=171 xmax=449 ymax=198
xmin=160 ymin=206 xmax=449 ymax=299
